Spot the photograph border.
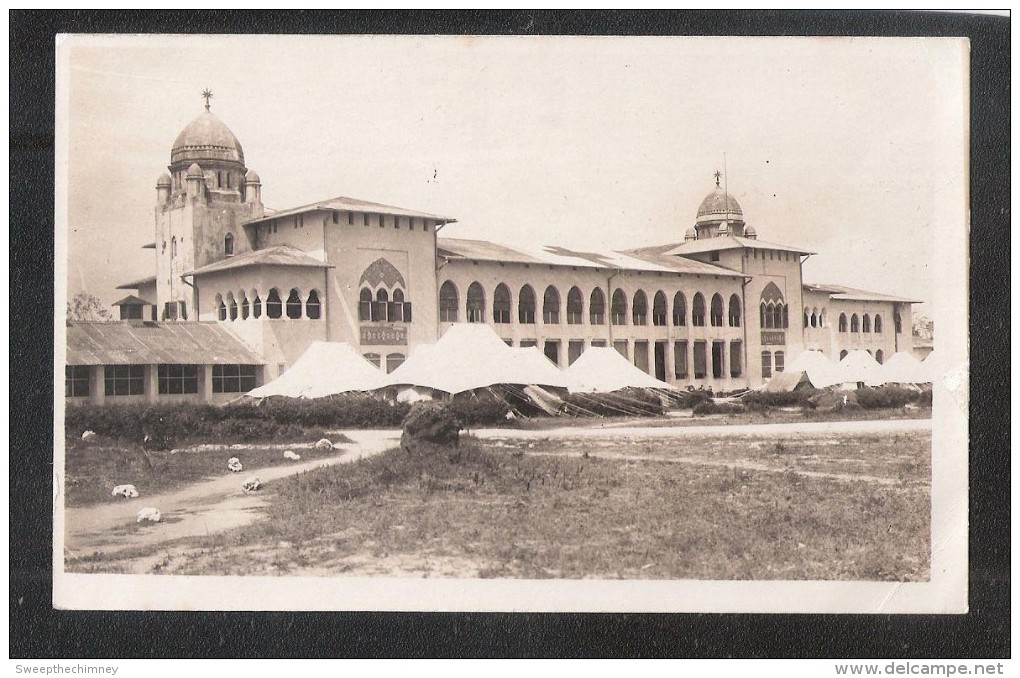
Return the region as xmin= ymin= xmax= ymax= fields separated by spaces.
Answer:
xmin=11 ymin=9 xmax=1009 ymax=658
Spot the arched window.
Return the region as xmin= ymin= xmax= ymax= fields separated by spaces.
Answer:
xmin=227 ymin=293 xmax=238 ymax=321
xmin=839 ymin=349 xmax=848 ymax=360
xmin=710 ymin=294 xmax=724 ymax=327
xmin=652 ymin=291 xmax=667 ymax=326
xmin=850 ymin=313 xmax=860 ymax=332
xmin=874 ymin=314 xmax=883 ymax=333
xmin=286 ymin=289 xmax=303 ymax=319
xmin=386 ymin=352 xmax=405 ymax=374
xmin=306 ymin=290 xmax=321 ymax=320
xmin=240 ymin=293 xmax=249 ymax=320
xmin=775 ymin=351 xmax=785 ymax=373
xmin=804 ymin=310 xmax=810 ymax=328
xmin=810 ymin=310 xmax=818 ymax=328
xmin=875 ymin=350 xmax=884 ymax=364
xmin=728 ymin=294 xmax=741 ymax=327
xmin=364 ymin=353 xmax=381 ymax=369
xmin=216 ymin=294 xmax=226 ymax=322
xmin=589 ymin=288 xmax=606 ymax=325
xmin=839 ymin=313 xmax=848 ymax=332
xmin=567 ymin=287 xmax=583 ymax=325
xmin=266 ymin=288 xmax=283 ymax=319
xmin=894 ymin=313 xmax=902 ymax=333
xmin=518 ymin=285 xmax=536 ymax=324
xmin=632 ymin=290 xmax=647 ymax=326
xmin=761 ymin=351 xmax=772 ymax=378
xmin=761 ymin=303 xmax=771 ymax=329
xmin=359 ymin=288 xmax=373 ymax=321
xmin=781 ymin=305 xmax=789 ymax=329
xmin=862 ymin=313 xmax=871 ymax=333
xmin=467 ymin=282 xmax=485 ymax=323
xmin=819 ymin=309 xmax=826 ymax=328
xmin=672 ymin=292 xmax=686 ymax=326
xmin=691 ymin=293 xmax=706 ymax=326
xmin=252 ymin=293 xmax=262 ymax=319
xmin=224 ymin=232 xmax=234 ymax=256
xmin=611 ymin=289 xmax=628 ymax=325
xmin=542 ymin=286 xmax=560 ymax=324
xmin=439 ymin=281 xmax=459 ymax=322
xmin=493 ymin=284 xmax=511 ymax=324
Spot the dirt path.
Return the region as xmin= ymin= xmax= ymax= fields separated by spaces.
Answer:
xmin=471 ymin=417 xmax=931 ymax=440
xmin=62 ymin=429 xmax=401 ymax=557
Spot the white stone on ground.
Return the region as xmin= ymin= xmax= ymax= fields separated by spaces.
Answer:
xmin=111 ymin=484 xmax=139 ymax=499
xmin=314 ymin=439 xmax=333 ymax=450
xmin=227 ymin=457 xmax=243 ymax=472
xmin=283 ymin=450 xmax=301 ymax=460
xmin=136 ymin=507 xmax=161 ymax=523
xmin=241 ymin=477 xmax=261 ymax=492
xmin=81 ymin=430 xmax=97 ymax=441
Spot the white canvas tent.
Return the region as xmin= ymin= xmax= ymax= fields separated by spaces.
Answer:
xmin=837 ymin=349 xmax=883 ymax=387
xmin=565 ymin=346 xmax=677 ymax=393
xmin=762 ymin=350 xmax=842 ymax=392
xmin=386 ymin=324 xmax=573 ymax=395
xmin=877 ymin=351 xmax=932 ymax=384
xmin=247 ymin=341 xmax=390 ymax=398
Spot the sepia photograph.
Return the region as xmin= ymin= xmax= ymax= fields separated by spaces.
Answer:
xmin=52 ymin=33 xmax=969 ymax=613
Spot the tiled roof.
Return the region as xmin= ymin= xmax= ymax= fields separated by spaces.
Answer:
xmin=664 ymin=235 xmax=815 ymax=257
xmin=112 ymin=295 xmax=152 ymax=306
xmin=184 ymin=246 xmax=332 ymax=277
xmin=245 ymin=196 xmax=455 ymax=225
xmin=437 ymin=238 xmax=746 ymax=278
xmin=802 ymin=283 xmax=922 ymax=304
xmin=66 ymin=321 xmax=264 ymax=366
xmin=115 ymin=275 xmax=157 ymax=290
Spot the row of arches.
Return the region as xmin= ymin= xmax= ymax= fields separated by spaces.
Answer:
xmin=359 ymin=287 xmax=411 ymax=323
xmin=215 ymin=288 xmax=322 ymax=321
xmin=803 ymin=307 xmax=828 ymax=328
xmin=837 ymin=312 xmax=884 ymax=334
xmin=439 ymin=281 xmax=744 ymax=329
xmin=838 ymin=349 xmax=885 ymax=364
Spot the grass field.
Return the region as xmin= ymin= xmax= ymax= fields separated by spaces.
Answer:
xmin=67 ymin=425 xmax=930 ymax=581
xmin=63 ymin=432 xmax=353 ymax=507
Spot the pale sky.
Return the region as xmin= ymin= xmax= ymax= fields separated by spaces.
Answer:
xmin=58 ymin=35 xmax=968 ymax=313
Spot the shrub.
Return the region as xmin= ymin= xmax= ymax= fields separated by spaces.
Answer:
xmin=447 ymin=393 xmax=514 ymax=428
xmin=673 ymin=388 xmax=714 ymax=410
xmin=692 ymin=401 xmax=745 ymax=416
xmin=856 ymin=386 xmax=917 ymax=410
xmin=742 ymin=388 xmax=819 ymax=410
xmin=401 ymin=402 xmax=462 ymax=452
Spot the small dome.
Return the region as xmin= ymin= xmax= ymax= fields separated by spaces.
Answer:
xmin=684 ymin=227 xmax=697 ymax=241
xmin=171 ymin=110 xmax=245 ymax=167
xmin=697 ymin=186 xmax=743 ymax=219
xmin=156 ymin=172 xmax=171 ymax=186
xmin=186 ymin=162 xmax=204 ymax=178
xmin=745 ymin=225 xmax=757 ymax=238
xmin=245 ymin=169 xmax=261 ymax=183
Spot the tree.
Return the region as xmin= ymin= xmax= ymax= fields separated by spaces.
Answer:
xmin=911 ymin=314 xmax=934 ymax=341
xmin=67 ymin=291 xmax=113 ymax=322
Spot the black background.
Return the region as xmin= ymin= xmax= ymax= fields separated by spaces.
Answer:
xmin=10 ymin=10 xmax=1009 ymax=658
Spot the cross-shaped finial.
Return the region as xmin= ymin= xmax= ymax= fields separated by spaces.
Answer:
xmin=201 ymin=88 xmax=213 ymax=111
xmin=714 ymin=170 xmax=722 ymax=187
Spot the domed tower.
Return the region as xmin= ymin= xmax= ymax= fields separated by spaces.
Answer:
xmin=153 ymin=90 xmax=263 ymax=320
xmin=694 ymin=171 xmax=746 ymax=239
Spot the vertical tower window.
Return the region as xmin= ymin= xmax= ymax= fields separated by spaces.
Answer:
xmin=266 ymin=288 xmax=283 ymax=319
xmin=518 ymin=285 xmax=536 ymax=324
xmin=589 ymin=288 xmax=606 ymax=325
xmin=286 ymin=289 xmax=303 ymax=319
xmin=439 ymin=281 xmax=459 ymax=322
xmin=543 ymin=286 xmax=560 ymax=324
xmin=466 ymin=282 xmax=485 ymax=323
xmin=493 ymin=284 xmax=511 ymax=324
xmin=224 ymin=233 xmax=234 ymax=256
xmin=611 ymin=289 xmax=628 ymax=326
xmin=306 ymin=290 xmax=321 ymax=320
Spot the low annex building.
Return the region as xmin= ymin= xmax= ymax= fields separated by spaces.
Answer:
xmin=66 ymin=98 xmax=919 ymax=404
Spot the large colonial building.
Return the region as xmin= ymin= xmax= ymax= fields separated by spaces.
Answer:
xmin=65 ymin=100 xmax=918 ymax=405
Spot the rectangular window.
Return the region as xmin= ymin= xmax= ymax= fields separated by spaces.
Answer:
xmin=633 ymin=341 xmax=650 ymax=374
xmin=363 ymin=213 xmax=369 ymax=226
xmin=710 ymin=251 xmax=720 ymax=262
xmin=674 ymin=341 xmax=688 ymax=379
xmin=614 ymin=340 xmax=629 ymax=359
xmin=693 ymin=341 xmax=707 ymax=379
xmin=158 ymin=364 xmax=200 ymax=395
xmin=520 ymin=339 xmax=537 ymax=348
xmin=104 ymin=365 xmax=145 ymax=397
xmin=775 ymin=351 xmax=785 ymax=373
xmin=543 ymin=340 xmax=561 ymax=366
xmin=65 ymin=365 xmax=90 ymax=397
xmin=348 ymin=212 xmax=354 ymax=225
xmin=409 ymin=218 xmax=415 ymax=231
xmin=711 ymin=341 xmax=725 ymax=379
xmin=567 ymin=340 xmax=584 ymax=366
xmin=729 ymin=341 xmax=743 ymax=378
xmin=761 ymin=351 xmax=772 ymax=378
xmin=212 ymin=365 xmax=258 ymax=393
xmin=379 ymin=214 xmax=385 ymax=228
xmin=591 ymin=339 xmax=607 ymax=348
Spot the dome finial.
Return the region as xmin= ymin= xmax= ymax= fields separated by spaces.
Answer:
xmin=713 ymin=169 xmax=722 ymax=187
xmin=201 ymin=88 xmax=213 ymax=111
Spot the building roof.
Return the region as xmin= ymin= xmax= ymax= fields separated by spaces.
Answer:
xmin=438 ymin=238 xmax=746 ymax=278
xmin=66 ymin=321 xmax=264 ymax=366
xmin=664 ymin=235 xmax=815 ymax=257
xmin=244 ymin=196 xmax=455 ymax=226
xmin=115 ymin=275 xmax=157 ymax=290
xmin=184 ymin=245 xmax=333 ymax=277
xmin=112 ymin=295 xmax=151 ymax=306
xmin=802 ymin=283 xmax=921 ymax=304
